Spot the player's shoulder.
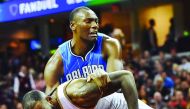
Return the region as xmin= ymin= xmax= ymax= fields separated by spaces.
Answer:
xmin=57 ymin=40 xmax=71 ymax=59
xmin=47 ymin=49 xmax=62 ymax=65
xmin=99 ymin=33 xmax=121 ymax=56
xmin=98 ymin=33 xmax=120 ymax=49
xmin=98 ymin=33 xmax=119 ymax=46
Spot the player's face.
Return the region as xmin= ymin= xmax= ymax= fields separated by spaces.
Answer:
xmin=74 ymin=10 xmax=99 ymax=42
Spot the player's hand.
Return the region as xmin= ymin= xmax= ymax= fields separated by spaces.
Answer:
xmin=86 ymin=69 xmax=107 ymax=82
xmin=87 ymin=69 xmax=111 ymax=88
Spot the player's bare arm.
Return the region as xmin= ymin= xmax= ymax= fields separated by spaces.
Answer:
xmin=44 ymin=50 xmax=63 ymax=94
xmin=102 ymin=35 xmax=138 ymax=109
xmin=102 ymin=35 xmax=123 ymax=72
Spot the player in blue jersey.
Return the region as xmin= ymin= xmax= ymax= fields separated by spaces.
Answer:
xmin=44 ymin=6 xmax=138 ymax=109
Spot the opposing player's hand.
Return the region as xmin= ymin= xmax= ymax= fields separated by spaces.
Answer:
xmin=87 ymin=69 xmax=111 ymax=89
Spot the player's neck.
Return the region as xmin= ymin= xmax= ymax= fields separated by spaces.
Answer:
xmin=71 ymin=38 xmax=94 ymax=57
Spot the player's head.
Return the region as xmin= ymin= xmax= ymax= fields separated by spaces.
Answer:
xmin=22 ymin=90 xmax=56 ymax=109
xmin=149 ymin=19 xmax=155 ymax=27
xmin=69 ymin=6 xmax=99 ymax=42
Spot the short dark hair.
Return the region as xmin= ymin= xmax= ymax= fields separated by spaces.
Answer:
xmin=22 ymin=90 xmax=45 ymax=109
xmin=69 ymin=6 xmax=91 ymax=23
xmin=149 ymin=19 xmax=155 ymax=26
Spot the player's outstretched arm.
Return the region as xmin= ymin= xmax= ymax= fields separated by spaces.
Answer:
xmin=44 ymin=50 xmax=63 ymax=94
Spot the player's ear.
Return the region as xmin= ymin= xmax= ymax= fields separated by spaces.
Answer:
xmin=70 ymin=21 xmax=76 ymax=31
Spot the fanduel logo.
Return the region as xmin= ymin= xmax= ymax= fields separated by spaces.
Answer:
xmin=66 ymin=0 xmax=91 ymax=5
xmin=19 ymin=0 xmax=59 ymax=15
xmin=9 ymin=4 xmax=18 ymax=16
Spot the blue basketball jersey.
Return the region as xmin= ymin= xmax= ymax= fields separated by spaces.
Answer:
xmin=58 ymin=33 xmax=107 ymax=83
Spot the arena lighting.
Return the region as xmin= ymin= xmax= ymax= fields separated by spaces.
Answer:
xmin=50 ymin=49 xmax=56 ymax=54
xmin=183 ymin=30 xmax=189 ymax=37
xmin=0 ymin=0 xmax=122 ymax=22
xmin=30 ymin=40 xmax=41 ymax=50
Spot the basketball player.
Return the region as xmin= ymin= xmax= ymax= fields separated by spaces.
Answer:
xmin=44 ymin=6 xmax=138 ymax=109
xmin=24 ymin=69 xmax=152 ymax=109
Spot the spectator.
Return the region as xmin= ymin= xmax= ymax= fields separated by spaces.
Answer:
xmin=174 ymin=77 xmax=182 ymax=90
xmin=180 ymin=70 xmax=188 ymax=81
xmin=161 ymin=71 xmax=175 ymax=100
xmin=187 ymin=73 xmax=190 ymax=84
xmin=158 ymin=51 xmax=167 ymax=65
xmin=164 ymin=59 xmax=174 ymax=77
xmin=163 ymin=18 xmax=176 ymax=52
xmin=168 ymin=90 xmax=187 ymax=109
xmin=145 ymin=79 xmax=155 ymax=99
xmin=153 ymin=61 xmax=164 ymax=84
xmin=149 ymin=99 xmax=156 ymax=109
xmin=142 ymin=19 xmax=158 ymax=55
xmin=35 ymin=72 xmax=46 ymax=91
xmin=153 ymin=92 xmax=168 ymax=109
xmin=172 ymin=63 xmax=180 ymax=77
xmin=168 ymin=18 xmax=176 ymax=43
xmin=154 ymin=60 xmax=164 ymax=78
xmin=138 ymin=57 xmax=153 ymax=79
xmin=143 ymin=51 xmax=155 ymax=74
xmin=13 ymin=65 xmax=36 ymax=101
xmin=180 ymin=81 xmax=189 ymax=99
xmin=180 ymin=57 xmax=190 ymax=72
xmin=161 ymin=71 xmax=175 ymax=89
xmin=138 ymin=85 xmax=148 ymax=104
xmin=112 ymin=28 xmax=126 ymax=48
xmin=170 ymin=48 xmax=181 ymax=64
xmin=153 ymin=76 xmax=171 ymax=102
xmin=3 ymin=72 xmax=14 ymax=109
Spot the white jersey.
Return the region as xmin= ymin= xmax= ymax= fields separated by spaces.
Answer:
xmin=57 ymin=82 xmax=81 ymax=109
xmin=57 ymin=82 xmax=152 ymax=109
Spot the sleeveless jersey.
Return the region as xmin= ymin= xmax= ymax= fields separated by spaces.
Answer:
xmin=58 ymin=33 xmax=107 ymax=83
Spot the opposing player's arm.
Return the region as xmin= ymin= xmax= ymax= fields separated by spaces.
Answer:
xmin=66 ymin=70 xmax=139 ymax=109
xmin=44 ymin=50 xmax=63 ymax=94
xmin=102 ymin=35 xmax=123 ymax=72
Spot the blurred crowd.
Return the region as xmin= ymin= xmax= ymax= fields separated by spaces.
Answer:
xmin=0 ymin=52 xmax=48 ymax=109
xmin=107 ymin=21 xmax=190 ymax=109
xmin=125 ymin=49 xmax=190 ymax=109
xmin=0 ymin=20 xmax=190 ymax=109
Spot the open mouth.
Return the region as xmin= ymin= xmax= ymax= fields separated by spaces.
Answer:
xmin=89 ymin=32 xmax=97 ymax=37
